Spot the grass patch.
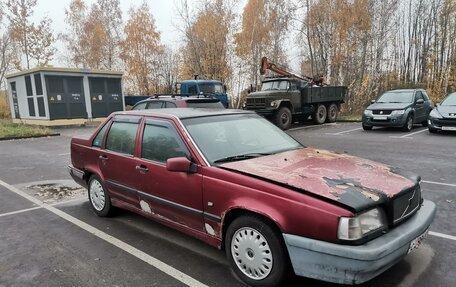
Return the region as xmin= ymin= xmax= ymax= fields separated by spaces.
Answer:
xmin=338 ymin=114 xmax=362 ymax=122
xmin=0 ymin=119 xmax=53 ymax=139
xmin=0 ymin=91 xmax=10 ymax=119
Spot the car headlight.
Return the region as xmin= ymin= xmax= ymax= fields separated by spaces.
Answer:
xmin=242 ymin=102 xmax=246 ymax=109
xmin=338 ymin=207 xmax=387 ymax=241
xmin=270 ymin=101 xmax=279 ymax=107
xmin=429 ymin=109 xmax=442 ymax=119
xmin=364 ymin=110 xmax=373 ymax=116
xmin=391 ymin=110 xmax=405 ymax=116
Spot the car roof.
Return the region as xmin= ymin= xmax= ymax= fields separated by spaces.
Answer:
xmin=134 ymin=96 xmax=219 ymax=105
xmin=386 ymin=89 xmax=421 ymax=93
xmin=113 ymin=108 xmax=254 ymax=120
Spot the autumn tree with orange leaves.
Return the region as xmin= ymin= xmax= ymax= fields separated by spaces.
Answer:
xmin=120 ymin=3 xmax=164 ymax=96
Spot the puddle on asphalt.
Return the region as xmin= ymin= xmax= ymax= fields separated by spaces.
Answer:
xmin=28 ymin=183 xmax=86 ymax=203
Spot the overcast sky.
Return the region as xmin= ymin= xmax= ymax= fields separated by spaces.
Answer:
xmin=31 ymin=0 xmax=180 ymax=65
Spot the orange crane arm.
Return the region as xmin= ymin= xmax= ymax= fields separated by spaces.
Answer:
xmin=260 ymin=57 xmax=312 ymax=81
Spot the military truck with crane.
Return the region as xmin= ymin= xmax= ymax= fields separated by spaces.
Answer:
xmin=243 ymin=57 xmax=347 ymax=130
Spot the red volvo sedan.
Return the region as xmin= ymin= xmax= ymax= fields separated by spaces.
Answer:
xmin=68 ymin=109 xmax=436 ymax=287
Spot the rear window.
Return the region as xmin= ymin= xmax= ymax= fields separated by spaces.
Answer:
xmin=92 ymin=122 xmax=109 ymax=147
xmin=105 ymin=122 xmax=139 ymax=155
xmin=186 ymin=101 xmax=224 ymax=109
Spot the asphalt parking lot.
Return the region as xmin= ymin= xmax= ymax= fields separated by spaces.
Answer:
xmin=0 ymin=122 xmax=455 ymax=287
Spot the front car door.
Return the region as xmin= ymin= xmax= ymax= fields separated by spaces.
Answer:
xmin=135 ymin=118 xmax=204 ymax=231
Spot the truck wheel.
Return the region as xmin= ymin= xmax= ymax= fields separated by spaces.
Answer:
xmin=225 ymin=215 xmax=289 ymax=287
xmin=312 ymin=104 xmax=327 ymax=124
xmin=326 ymin=103 xmax=338 ymax=123
xmin=274 ymin=107 xmax=292 ymax=130
xmin=88 ymin=175 xmax=113 ymax=217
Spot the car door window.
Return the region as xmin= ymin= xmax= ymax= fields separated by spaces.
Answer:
xmin=415 ymin=92 xmax=424 ymax=102
xmin=133 ymin=102 xmax=147 ymax=110
xmin=105 ymin=121 xmax=139 ymax=155
xmin=142 ymin=121 xmax=189 ymax=163
xmin=92 ymin=121 xmax=110 ymax=147
xmin=147 ymin=101 xmax=164 ymax=109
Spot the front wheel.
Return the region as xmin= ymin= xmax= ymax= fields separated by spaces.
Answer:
xmin=273 ymin=107 xmax=292 ymax=130
xmin=402 ymin=114 xmax=414 ymax=132
xmin=88 ymin=175 xmax=113 ymax=217
xmin=362 ymin=124 xmax=373 ymax=131
xmin=225 ymin=216 xmax=289 ymax=287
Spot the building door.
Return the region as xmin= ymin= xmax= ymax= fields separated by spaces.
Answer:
xmin=45 ymin=76 xmax=86 ymax=119
xmin=89 ymin=77 xmax=123 ymax=118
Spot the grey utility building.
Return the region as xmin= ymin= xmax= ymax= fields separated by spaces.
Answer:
xmin=6 ymin=67 xmax=124 ymax=125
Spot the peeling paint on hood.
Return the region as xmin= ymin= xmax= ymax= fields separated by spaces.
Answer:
xmin=219 ymin=148 xmax=418 ymax=212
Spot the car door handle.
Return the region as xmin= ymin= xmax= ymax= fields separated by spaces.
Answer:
xmin=99 ymin=155 xmax=108 ymax=160
xmin=135 ymin=165 xmax=149 ymax=172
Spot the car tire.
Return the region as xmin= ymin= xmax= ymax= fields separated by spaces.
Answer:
xmin=313 ymin=104 xmax=327 ymax=124
xmin=225 ymin=215 xmax=290 ymax=287
xmin=274 ymin=107 xmax=292 ymax=130
xmin=88 ymin=175 xmax=113 ymax=217
xmin=402 ymin=114 xmax=414 ymax=132
xmin=326 ymin=103 xmax=338 ymax=123
xmin=428 ymin=127 xmax=437 ymax=133
xmin=362 ymin=124 xmax=373 ymax=131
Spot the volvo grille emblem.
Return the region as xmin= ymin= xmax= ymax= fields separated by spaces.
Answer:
xmin=401 ymin=189 xmax=416 ymax=218
xmin=380 ymin=111 xmax=383 ymax=115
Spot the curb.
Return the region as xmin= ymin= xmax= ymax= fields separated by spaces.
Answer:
xmin=0 ymin=133 xmax=60 ymax=141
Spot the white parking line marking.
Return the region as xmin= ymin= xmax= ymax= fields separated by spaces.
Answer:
xmin=288 ymin=123 xmax=336 ymax=131
xmin=0 ymin=206 xmax=42 ymax=218
xmin=328 ymin=127 xmax=362 ymax=135
xmin=422 ymin=180 xmax=456 ymax=188
xmin=0 ymin=179 xmax=208 ymax=287
xmin=429 ymin=231 xmax=456 ymax=241
xmin=399 ymin=128 xmax=428 ymax=138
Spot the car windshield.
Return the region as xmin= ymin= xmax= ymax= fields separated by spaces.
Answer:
xmin=182 ymin=114 xmax=302 ymax=165
xmin=441 ymin=93 xmax=456 ymax=106
xmin=199 ymin=83 xmax=224 ymax=94
xmin=261 ymin=81 xmax=289 ymax=91
xmin=377 ymin=91 xmax=414 ymax=103
xmin=186 ymin=101 xmax=225 ymax=109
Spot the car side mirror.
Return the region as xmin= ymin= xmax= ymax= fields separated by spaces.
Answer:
xmin=416 ymin=99 xmax=424 ymax=104
xmin=166 ymin=157 xmax=197 ymax=173
xmin=371 ymin=100 xmax=376 ymax=104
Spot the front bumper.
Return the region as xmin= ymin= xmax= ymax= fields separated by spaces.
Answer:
xmin=362 ymin=113 xmax=407 ymax=127
xmin=283 ymin=199 xmax=436 ymax=285
xmin=244 ymin=107 xmax=276 ymax=117
xmin=428 ymin=117 xmax=456 ymax=131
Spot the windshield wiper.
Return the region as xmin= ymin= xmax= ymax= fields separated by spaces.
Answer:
xmin=214 ymin=153 xmax=272 ymax=164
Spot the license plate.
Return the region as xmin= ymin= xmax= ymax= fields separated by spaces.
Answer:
xmin=442 ymin=126 xmax=456 ymax=131
xmin=373 ymin=116 xmax=388 ymax=120
xmin=407 ymin=229 xmax=429 ymax=254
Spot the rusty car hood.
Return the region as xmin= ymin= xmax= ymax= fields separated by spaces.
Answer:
xmin=219 ymin=148 xmax=418 ymax=212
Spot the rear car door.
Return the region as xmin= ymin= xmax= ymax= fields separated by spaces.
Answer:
xmin=135 ymin=118 xmax=204 ymax=231
xmin=98 ymin=116 xmax=142 ymax=207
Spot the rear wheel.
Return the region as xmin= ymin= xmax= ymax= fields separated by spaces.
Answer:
xmin=402 ymin=114 xmax=414 ymax=132
xmin=273 ymin=107 xmax=292 ymax=130
xmin=313 ymin=104 xmax=327 ymax=124
xmin=88 ymin=175 xmax=113 ymax=217
xmin=225 ymin=215 xmax=289 ymax=287
xmin=326 ymin=103 xmax=338 ymax=123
